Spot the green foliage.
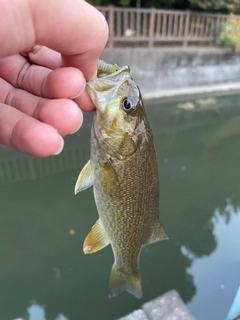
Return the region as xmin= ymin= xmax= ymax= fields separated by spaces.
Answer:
xmin=87 ymin=0 xmax=240 ymax=12
xmin=189 ymin=0 xmax=240 ymax=13
xmin=141 ymin=0 xmax=177 ymax=9
xmin=189 ymin=0 xmax=227 ymax=11
xmin=119 ymin=0 xmax=131 ymax=5
xmin=227 ymin=0 xmax=240 ymax=13
xmin=87 ymin=0 xmax=131 ymax=6
xmin=87 ymin=0 xmax=106 ymax=6
xmin=87 ymin=0 xmax=181 ymax=8
xmin=218 ymin=15 xmax=240 ymax=50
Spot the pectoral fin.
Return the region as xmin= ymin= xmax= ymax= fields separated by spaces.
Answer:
xmin=83 ymin=219 xmax=110 ymax=254
xmin=74 ymin=160 xmax=94 ymax=194
xmin=145 ymin=221 xmax=168 ymax=246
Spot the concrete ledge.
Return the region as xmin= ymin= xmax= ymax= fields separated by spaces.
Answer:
xmin=119 ymin=309 xmax=149 ymax=320
xmin=142 ymin=291 xmax=195 ymax=320
xmin=142 ymin=82 xmax=240 ymax=102
xmin=101 ymin=47 xmax=240 ymax=97
xmin=118 ymin=290 xmax=195 ymax=320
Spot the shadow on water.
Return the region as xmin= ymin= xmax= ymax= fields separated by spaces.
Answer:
xmin=0 ymin=95 xmax=240 ymax=320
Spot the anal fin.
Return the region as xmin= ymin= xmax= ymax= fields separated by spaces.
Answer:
xmin=74 ymin=160 xmax=94 ymax=194
xmin=83 ymin=219 xmax=110 ymax=254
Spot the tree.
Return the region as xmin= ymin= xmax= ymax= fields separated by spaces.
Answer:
xmin=189 ymin=0 xmax=240 ymax=13
xmin=87 ymin=0 xmax=240 ymax=12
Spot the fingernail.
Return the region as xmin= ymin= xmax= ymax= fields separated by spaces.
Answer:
xmin=70 ymin=123 xmax=81 ymax=134
xmin=70 ymin=116 xmax=83 ymax=135
xmin=53 ymin=136 xmax=64 ymax=155
xmin=88 ymin=68 xmax=98 ymax=81
xmin=70 ymin=79 xmax=86 ymax=99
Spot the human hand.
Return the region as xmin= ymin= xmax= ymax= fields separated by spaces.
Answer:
xmin=0 ymin=0 xmax=108 ymax=157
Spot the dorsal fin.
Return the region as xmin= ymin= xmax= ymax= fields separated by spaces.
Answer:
xmin=83 ymin=219 xmax=110 ymax=254
xmin=74 ymin=160 xmax=94 ymax=194
xmin=145 ymin=221 xmax=168 ymax=246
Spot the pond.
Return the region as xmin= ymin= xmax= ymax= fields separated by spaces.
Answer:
xmin=0 ymin=94 xmax=240 ymax=320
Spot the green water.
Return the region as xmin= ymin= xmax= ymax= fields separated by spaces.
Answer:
xmin=0 ymin=94 xmax=240 ymax=320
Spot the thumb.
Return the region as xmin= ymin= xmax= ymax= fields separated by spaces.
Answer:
xmin=0 ymin=0 xmax=109 ymax=79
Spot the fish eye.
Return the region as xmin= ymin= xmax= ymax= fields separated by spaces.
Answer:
xmin=121 ymin=97 xmax=136 ymax=113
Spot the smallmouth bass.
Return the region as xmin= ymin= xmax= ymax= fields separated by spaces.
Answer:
xmin=75 ymin=60 xmax=167 ymax=299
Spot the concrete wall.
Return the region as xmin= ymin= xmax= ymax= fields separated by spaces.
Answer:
xmin=101 ymin=47 xmax=240 ymax=96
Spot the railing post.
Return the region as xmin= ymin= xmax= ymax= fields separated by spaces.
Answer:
xmin=108 ymin=6 xmax=114 ymax=49
xmin=149 ymin=7 xmax=156 ymax=48
xmin=183 ymin=10 xmax=190 ymax=47
xmin=214 ymin=14 xmax=222 ymax=40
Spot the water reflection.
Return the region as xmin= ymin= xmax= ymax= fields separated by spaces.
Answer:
xmin=0 ymin=97 xmax=240 ymax=320
xmin=22 ymin=303 xmax=69 ymax=320
xmin=27 ymin=304 xmax=46 ymax=320
xmin=186 ymin=201 xmax=240 ymax=319
xmin=0 ymin=143 xmax=89 ymax=186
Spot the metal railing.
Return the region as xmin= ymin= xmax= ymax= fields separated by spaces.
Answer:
xmin=97 ymin=6 xmax=228 ymax=48
xmin=0 ymin=146 xmax=89 ymax=185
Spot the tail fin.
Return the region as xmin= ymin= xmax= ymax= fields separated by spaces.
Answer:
xmin=108 ymin=265 xmax=142 ymax=299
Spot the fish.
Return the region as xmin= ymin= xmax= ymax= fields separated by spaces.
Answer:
xmin=74 ymin=60 xmax=168 ymax=299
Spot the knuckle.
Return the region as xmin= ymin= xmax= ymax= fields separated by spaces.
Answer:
xmin=16 ymin=61 xmax=31 ymax=90
xmin=5 ymin=88 xmax=17 ymax=107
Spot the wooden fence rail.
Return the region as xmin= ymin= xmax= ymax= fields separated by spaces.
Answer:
xmin=97 ymin=6 xmax=228 ymax=48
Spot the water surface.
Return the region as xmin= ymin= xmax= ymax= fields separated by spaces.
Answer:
xmin=0 ymin=94 xmax=240 ymax=320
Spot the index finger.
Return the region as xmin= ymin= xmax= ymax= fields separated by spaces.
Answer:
xmin=0 ymin=0 xmax=109 ymax=79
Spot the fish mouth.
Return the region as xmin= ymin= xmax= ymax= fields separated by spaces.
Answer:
xmin=86 ymin=65 xmax=132 ymax=110
xmin=96 ymin=60 xmax=130 ymax=78
xmin=98 ymin=65 xmax=130 ymax=78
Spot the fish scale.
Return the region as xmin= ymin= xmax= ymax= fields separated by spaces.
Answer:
xmin=74 ymin=61 xmax=167 ymax=299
